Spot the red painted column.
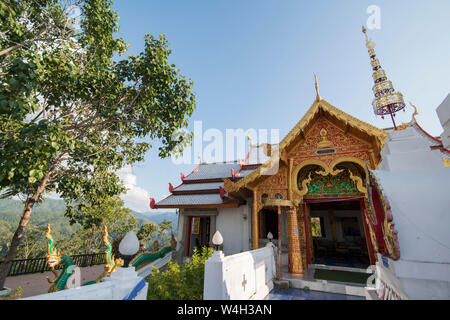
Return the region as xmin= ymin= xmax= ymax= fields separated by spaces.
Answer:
xmin=302 ymin=202 xmax=311 ymax=265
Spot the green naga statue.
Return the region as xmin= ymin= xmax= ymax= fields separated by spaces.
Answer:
xmin=45 ymin=224 xmax=124 ymax=291
xmin=88 ymin=226 xmax=124 ymax=284
xmin=45 ymin=224 xmax=78 ymax=292
xmin=129 ymin=232 xmax=177 ymax=270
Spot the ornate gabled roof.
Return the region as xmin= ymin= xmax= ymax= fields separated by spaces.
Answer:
xmin=280 ymin=99 xmax=387 ymax=151
xmin=225 ymin=98 xmax=388 ymax=192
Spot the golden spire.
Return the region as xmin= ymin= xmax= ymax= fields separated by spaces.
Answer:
xmin=314 ymin=73 xmax=321 ymax=101
xmin=362 ymin=26 xmax=405 ymax=129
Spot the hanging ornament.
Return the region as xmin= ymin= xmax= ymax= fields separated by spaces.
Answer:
xmin=363 ymin=26 xmax=405 ymax=129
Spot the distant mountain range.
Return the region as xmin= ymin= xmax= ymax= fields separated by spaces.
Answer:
xmin=0 ymin=197 xmax=66 ymax=215
xmin=0 ymin=198 xmax=178 ymax=233
xmin=131 ymin=210 xmax=178 ymax=225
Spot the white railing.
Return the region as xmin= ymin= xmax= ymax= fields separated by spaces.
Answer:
xmin=203 ymin=243 xmax=276 ymax=300
xmin=365 ymin=254 xmax=408 ymax=300
xmin=137 ymin=251 xmax=172 ymax=278
xmin=23 ymin=252 xmax=172 ymax=300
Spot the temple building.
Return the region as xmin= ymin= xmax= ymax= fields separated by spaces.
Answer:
xmin=150 ymin=28 xmax=450 ymax=299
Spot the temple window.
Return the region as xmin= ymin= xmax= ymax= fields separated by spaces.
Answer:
xmin=311 ymin=217 xmax=325 ymax=238
xmin=261 ymin=193 xmax=268 ymax=204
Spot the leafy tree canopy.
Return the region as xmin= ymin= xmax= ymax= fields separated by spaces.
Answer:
xmin=0 ymin=0 xmax=195 ymax=200
xmin=0 ymin=0 xmax=195 ymax=287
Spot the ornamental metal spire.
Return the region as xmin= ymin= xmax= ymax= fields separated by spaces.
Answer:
xmin=362 ymin=26 xmax=405 ymax=129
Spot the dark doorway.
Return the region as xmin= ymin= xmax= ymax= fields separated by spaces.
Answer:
xmin=309 ymin=200 xmax=370 ymax=269
xmin=259 ymin=209 xmax=278 ymax=239
xmin=187 ymin=216 xmax=211 ymax=256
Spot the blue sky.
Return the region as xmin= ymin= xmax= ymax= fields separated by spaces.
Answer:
xmin=110 ymin=0 xmax=450 ymax=212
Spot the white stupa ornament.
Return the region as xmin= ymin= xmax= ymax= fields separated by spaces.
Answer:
xmin=119 ymin=231 xmax=140 ymax=256
xmin=212 ymin=230 xmax=223 ymax=247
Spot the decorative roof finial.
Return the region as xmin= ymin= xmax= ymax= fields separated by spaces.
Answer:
xmin=314 ymin=73 xmax=321 ymax=102
xmin=409 ymin=101 xmax=419 ymax=123
xmin=362 ymin=26 xmax=405 ymax=130
xmin=247 ymin=133 xmax=253 ymax=145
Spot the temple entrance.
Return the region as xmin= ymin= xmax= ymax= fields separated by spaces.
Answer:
xmin=186 ymin=216 xmax=211 ymax=256
xmin=308 ymin=200 xmax=370 ymax=269
xmin=259 ymin=208 xmax=279 ymax=239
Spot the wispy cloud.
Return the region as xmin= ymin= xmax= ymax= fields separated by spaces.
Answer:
xmin=117 ymin=166 xmax=151 ymax=213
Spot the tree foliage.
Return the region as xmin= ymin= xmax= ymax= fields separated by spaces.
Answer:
xmin=57 ymin=196 xmax=139 ymax=254
xmin=0 ymin=198 xmax=168 ymax=258
xmin=137 ymin=222 xmax=157 ymax=243
xmin=147 ymin=247 xmax=214 ymax=300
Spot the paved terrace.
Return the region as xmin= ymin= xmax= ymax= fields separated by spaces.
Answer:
xmin=4 ymin=265 xmax=105 ymax=298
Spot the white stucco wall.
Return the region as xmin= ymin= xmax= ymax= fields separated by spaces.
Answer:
xmin=374 ymin=169 xmax=450 ymax=264
xmin=373 ymin=168 xmax=450 ymax=299
xmin=217 ymin=205 xmax=250 ymax=255
xmin=204 ymin=244 xmax=276 ymax=300
xmin=436 ymin=93 xmax=450 ymax=150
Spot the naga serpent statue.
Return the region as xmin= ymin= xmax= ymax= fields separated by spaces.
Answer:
xmin=84 ymin=225 xmax=124 ymax=284
xmin=129 ymin=232 xmax=177 ymax=270
xmin=45 ymin=224 xmax=78 ymax=292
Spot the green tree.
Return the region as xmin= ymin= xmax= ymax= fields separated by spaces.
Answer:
xmin=0 ymin=0 xmax=195 ymax=288
xmin=157 ymin=218 xmax=174 ymax=246
xmin=15 ymin=224 xmax=47 ymax=259
xmin=137 ymin=221 xmax=157 ymax=250
xmin=147 ymin=247 xmax=214 ymax=300
xmin=56 ymin=196 xmax=138 ymax=254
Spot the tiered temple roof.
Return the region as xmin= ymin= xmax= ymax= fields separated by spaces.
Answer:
xmin=151 ymin=143 xmax=270 ymax=208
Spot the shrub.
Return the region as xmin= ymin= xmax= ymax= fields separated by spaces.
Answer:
xmin=147 ymin=247 xmax=214 ymax=300
xmin=0 ymin=286 xmax=23 ymax=300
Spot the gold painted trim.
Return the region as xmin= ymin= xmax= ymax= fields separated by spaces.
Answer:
xmin=444 ymin=159 xmax=450 ymax=167
xmin=291 ymin=158 xmax=369 ymax=201
xmin=222 ymin=98 xmax=386 ymax=195
xmin=291 ymin=159 xmax=328 ymax=199
xmin=264 ymin=198 xmax=294 ymax=208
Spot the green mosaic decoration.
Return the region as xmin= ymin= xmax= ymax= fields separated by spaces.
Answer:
xmin=307 ymin=170 xmax=358 ymax=195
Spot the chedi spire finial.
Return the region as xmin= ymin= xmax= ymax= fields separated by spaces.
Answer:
xmin=362 ymin=26 xmax=405 ymax=129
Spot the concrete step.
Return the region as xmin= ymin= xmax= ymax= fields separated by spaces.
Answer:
xmin=287 ymin=276 xmax=368 ymax=297
xmin=308 ymin=264 xmax=374 ymax=274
